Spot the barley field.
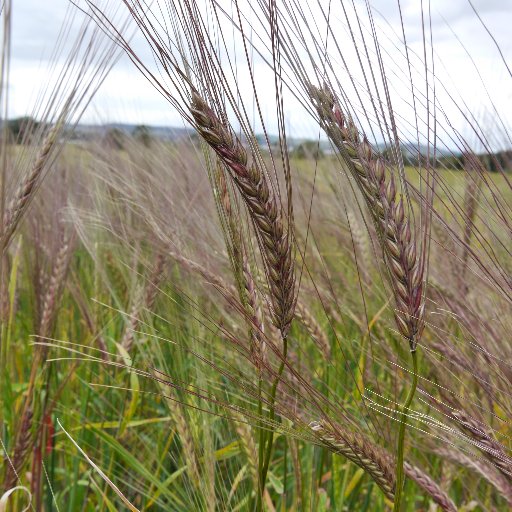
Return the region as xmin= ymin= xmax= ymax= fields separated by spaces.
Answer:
xmin=0 ymin=1 xmax=511 ymax=511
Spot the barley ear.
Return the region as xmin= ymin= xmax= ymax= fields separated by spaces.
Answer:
xmin=309 ymin=83 xmax=425 ymax=350
xmin=190 ymin=91 xmax=296 ymax=337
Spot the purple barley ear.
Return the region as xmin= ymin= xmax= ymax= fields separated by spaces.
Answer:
xmin=449 ymin=409 xmax=512 ymax=480
xmin=295 ymin=301 xmax=330 ymax=358
xmin=309 ymin=419 xmax=396 ymax=500
xmin=4 ymin=407 xmax=33 ymax=491
xmin=403 ymin=462 xmax=457 ymax=512
xmin=310 ymin=420 xmax=457 ymax=511
xmin=122 ymin=253 xmax=167 ymax=353
xmin=1 ymin=124 xmax=60 ymax=251
xmin=38 ymin=231 xmax=75 ymax=342
xmin=213 ymin=163 xmax=267 ymax=367
xmin=309 ymin=83 xmax=425 ymax=351
xmin=190 ymin=91 xmax=296 ymax=338
xmin=435 ymin=445 xmax=512 ymax=507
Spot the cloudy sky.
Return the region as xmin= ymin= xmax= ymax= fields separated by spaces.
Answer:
xmin=8 ymin=0 xmax=512 ymax=148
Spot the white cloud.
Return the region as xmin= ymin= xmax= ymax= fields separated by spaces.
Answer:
xmin=8 ymin=0 xmax=512 ymax=150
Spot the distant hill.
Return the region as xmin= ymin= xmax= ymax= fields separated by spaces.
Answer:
xmin=53 ymin=121 xmax=460 ymax=159
xmin=15 ymin=118 xmax=511 ymax=171
xmin=257 ymin=133 xmax=456 ymax=158
xmin=70 ymin=122 xmax=195 ymax=141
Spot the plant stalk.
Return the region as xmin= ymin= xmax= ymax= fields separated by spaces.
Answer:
xmin=393 ymin=349 xmax=418 ymax=511
xmin=256 ymin=336 xmax=288 ymax=512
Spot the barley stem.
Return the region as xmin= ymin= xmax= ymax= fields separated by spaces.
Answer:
xmin=263 ymin=339 xmax=288 ymax=478
xmin=256 ymin=337 xmax=288 ymax=512
xmin=256 ymin=378 xmax=264 ymax=512
xmin=393 ymin=349 xmax=418 ymax=511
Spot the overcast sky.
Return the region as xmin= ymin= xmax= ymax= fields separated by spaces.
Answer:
xmin=9 ymin=0 xmax=512 ymax=149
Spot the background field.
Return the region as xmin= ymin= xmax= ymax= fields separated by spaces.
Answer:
xmin=1 ymin=1 xmax=512 ymax=511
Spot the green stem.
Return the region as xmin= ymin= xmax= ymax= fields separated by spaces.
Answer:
xmin=256 ymin=336 xmax=288 ymax=512
xmin=256 ymin=377 xmax=264 ymax=512
xmin=282 ymin=437 xmax=287 ymax=511
xmin=393 ymin=349 xmax=418 ymax=512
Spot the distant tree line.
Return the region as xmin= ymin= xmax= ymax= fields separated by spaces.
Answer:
xmin=287 ymin=139 xmax=512 ymax=172
xmin=291 ymin=140 xmax=324 ymax=160
xmin=4 ymin=117 xmax=512 ymax=172
xmin=382 ymin=146 xmax=512 ymax=172
xmin=3 ymin=117 xmax=157 ymax=150
xmin=7 ymin=116 xmax=45 ymax=143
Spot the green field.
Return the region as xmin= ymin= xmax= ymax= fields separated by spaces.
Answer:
xmin=0 ymin=137 xmax=509 ymax=510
